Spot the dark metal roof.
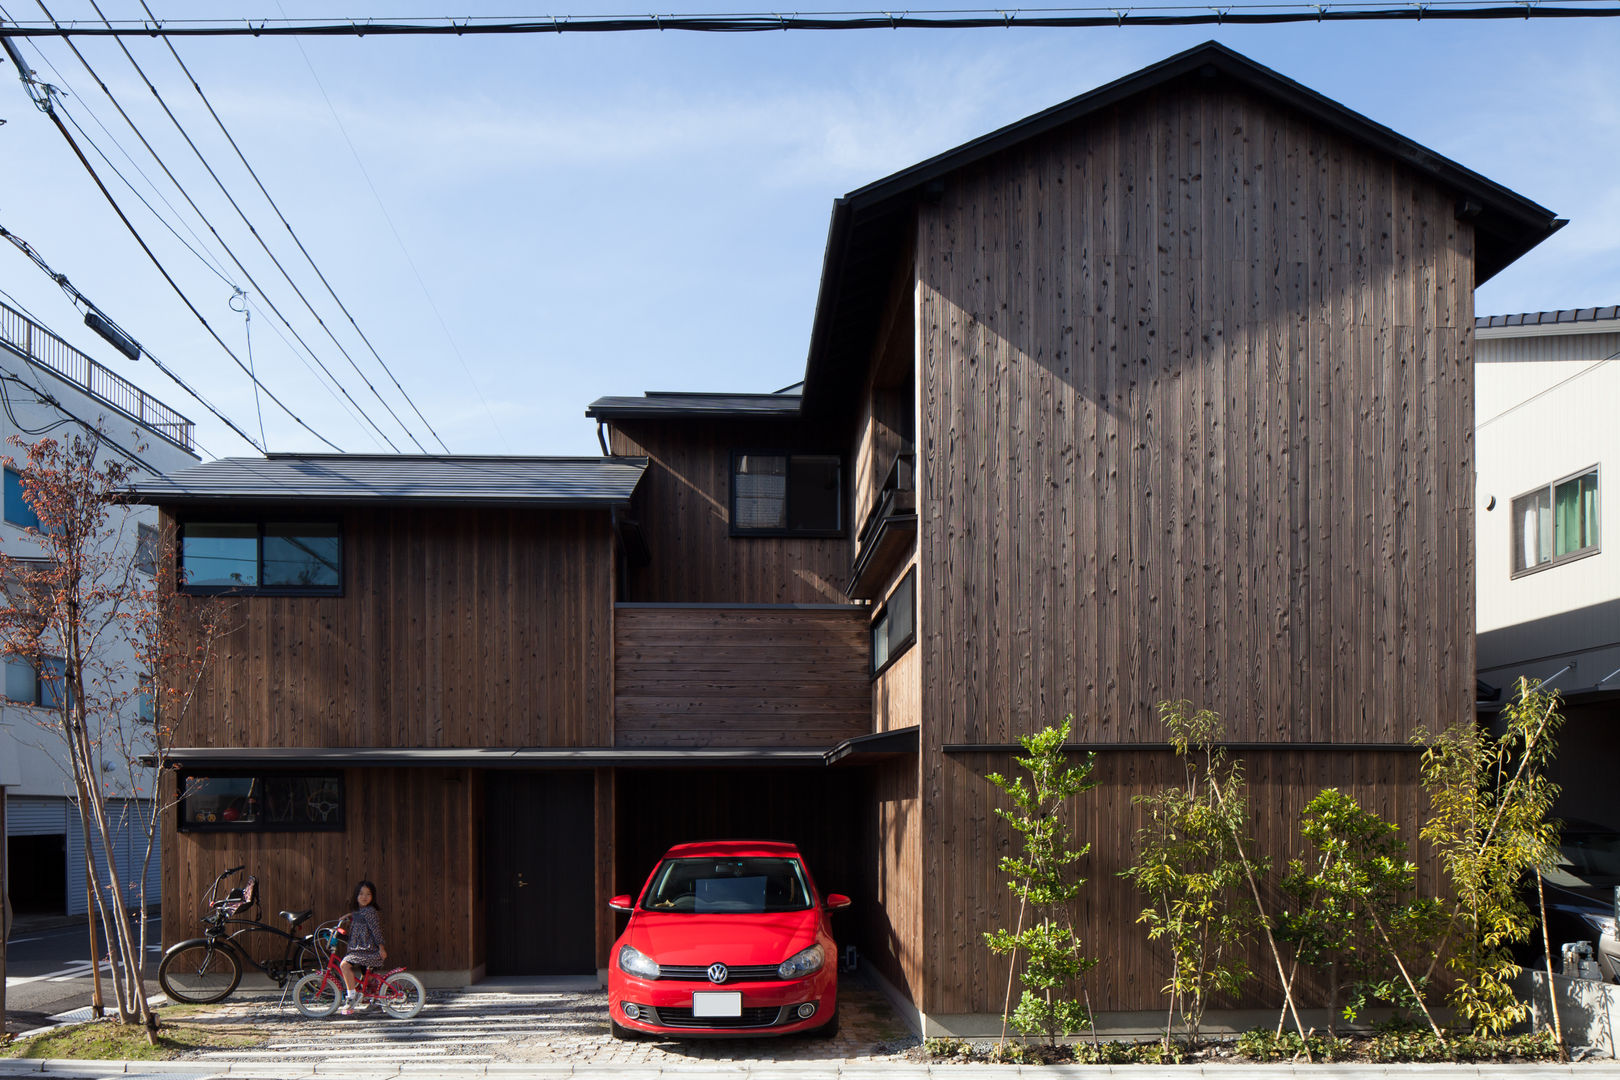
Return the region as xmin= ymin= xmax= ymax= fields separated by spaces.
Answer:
xmin=1477 ymin=307 xmax=1620 ymax=330
xmin=152 ymin=728 xmax=918 ymax=769
xmin=801 ymin=40 xmax=1564 ymax=415
xmin=585 ymin=392 xmax=802 ymax=421
xmin=128 ymin=454 xmax=647 ymax=507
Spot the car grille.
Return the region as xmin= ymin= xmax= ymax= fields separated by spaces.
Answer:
xmin=641 ymin=1005 xmax=785 ymax=1029
xmin=658 ymin=964 xmax=783 ymax=982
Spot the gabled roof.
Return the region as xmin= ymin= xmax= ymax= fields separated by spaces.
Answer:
xmin=586 ymin=391 xmax=802 ymax=421
xmin=128 ymin=453 xmax=647 ymax=508
xmin=801 ymin=40 xmax=1564 ymax=413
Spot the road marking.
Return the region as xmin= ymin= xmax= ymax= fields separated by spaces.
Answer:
xmin=7 ymin=959 xmax=100 ymax=985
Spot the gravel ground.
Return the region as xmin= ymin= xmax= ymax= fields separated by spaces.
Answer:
xmin=168 ymin=972 xmax=920 ymax=1067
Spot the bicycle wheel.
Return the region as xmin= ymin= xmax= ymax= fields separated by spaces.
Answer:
xmin=158 ymin=940 xmax=242 ymax=1004
xmin=291 ymin=939 xmax=321 ymax=979
xmin=378 ymin=972 xmax=425 ymax=1020
xmin=293 ymin=971 xmax=343 ymax=1018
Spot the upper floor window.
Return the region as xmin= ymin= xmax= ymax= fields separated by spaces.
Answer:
xmin=4 ymin=467 xmax=42 ymax=530
xmin=4 ymin=655 xmax=68 ymax=709
xmin=871 ymin=567 xmax=916 ymax=678
xmin=1513 ymin=467 xmax=1600 ymax=576
xmin=180 ymin=521 xmax=342 ymax=594
xmin=731 ymin=452 xmax=842 ymax=536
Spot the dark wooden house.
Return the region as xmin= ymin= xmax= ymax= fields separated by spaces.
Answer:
xmin=138 ymin=42 xmax=1562 ymax=1031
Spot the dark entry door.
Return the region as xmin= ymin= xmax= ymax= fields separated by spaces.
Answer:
xmin=484 ymin=771 xmax=597 ymax=975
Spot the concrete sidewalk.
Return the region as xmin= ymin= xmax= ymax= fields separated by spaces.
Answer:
xmin=3 ymin=1062 xmax=1620 ymax=1078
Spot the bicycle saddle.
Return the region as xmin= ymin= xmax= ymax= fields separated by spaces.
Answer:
xmin=280 ymin=909 xmax=313 ymax=927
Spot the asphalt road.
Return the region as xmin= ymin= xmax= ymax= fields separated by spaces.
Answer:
xmin=4 ymin=916 xmax=162 ymax=1032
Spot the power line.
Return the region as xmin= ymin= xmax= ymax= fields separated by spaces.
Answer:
xmin=25 ymin=0 xmax=403 ymax=452
xmin=0 ymin=3 xmax=1616 ymax=35
xmin=145 ymin=0 xmax=453 ymax=454
xmin=0 ymin=35 xmax=342 ymax=452
xmin=1 ymin=222 xmax=267 ymax=454
xmin=275 ymin=3 xmax=510 ymax=452
xmin=42 ymin=92 xmax=396 ymax=449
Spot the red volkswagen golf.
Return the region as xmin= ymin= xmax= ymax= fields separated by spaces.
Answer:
xmin=607 ymin=840 xmax=849 ymax=1039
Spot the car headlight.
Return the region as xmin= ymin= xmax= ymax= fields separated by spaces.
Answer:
xmin=1579 ymin=912 xmax=1618 ymax=939
xmin=778 ymin=944 xmax=825 ymax=980
xmin=617 ymin=945 xmax=660 ymax=979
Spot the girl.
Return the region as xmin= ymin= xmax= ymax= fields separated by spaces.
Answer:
xmin=339 ymin=880 xmax=388 ymax=1015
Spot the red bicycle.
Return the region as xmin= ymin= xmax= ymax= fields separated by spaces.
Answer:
xmin=292 ymin=917 xmax=425 ymax=1020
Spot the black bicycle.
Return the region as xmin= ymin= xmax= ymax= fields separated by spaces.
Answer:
xmin=156 ymin=866 xmax=320 ymax=1004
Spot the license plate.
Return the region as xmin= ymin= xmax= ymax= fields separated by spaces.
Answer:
xmin=691 ymin=991 xmax=742 ymax=1017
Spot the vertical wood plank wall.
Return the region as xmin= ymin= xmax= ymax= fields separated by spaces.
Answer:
xmin=165 ymin=506 xmax=615 ymax=749
xmin=606 ymin=421 xmax=853 ymax=603
xmin=914 ymin=86 xmax=1476 ymax=1013
xmin=160 ymin=768 xmax=478 ymax=975
xmin=613 ymin=606 xmax=872 ymax=747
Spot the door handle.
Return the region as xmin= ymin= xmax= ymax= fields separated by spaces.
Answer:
xmin=517 ymin=872 xmax=529 ymax=888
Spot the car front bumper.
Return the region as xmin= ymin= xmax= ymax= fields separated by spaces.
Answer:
xmin=611 ymin=973 xmax=836 ymax=1037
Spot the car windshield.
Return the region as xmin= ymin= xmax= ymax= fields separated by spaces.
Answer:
xmin=1545 ymin=831 xmax=1620 ymax=888
xmin=640 ymin=857 xmax=813 ymax=913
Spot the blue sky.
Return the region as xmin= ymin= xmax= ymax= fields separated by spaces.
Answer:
xmin=0 ymin=5 xmax=1616 ymax=458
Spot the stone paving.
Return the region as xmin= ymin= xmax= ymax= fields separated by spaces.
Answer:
xmin=168 ymin=974 xmax=918 ymax=1068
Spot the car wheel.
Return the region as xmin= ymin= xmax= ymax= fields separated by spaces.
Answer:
xmin=610 ymin=1017 xmax=641 ymax=1041
xmin=814 ymin=1007 xmax=839 ymax=1038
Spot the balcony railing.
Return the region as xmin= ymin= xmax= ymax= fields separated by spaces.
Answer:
xmin=0 ymin=299 xmax=196 ymax=453
xmin=847 ymin=452 xmax=916 ymax=600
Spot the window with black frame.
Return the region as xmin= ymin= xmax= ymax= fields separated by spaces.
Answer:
xmin=871 ymin=568 xmax=916 ymax=677
xmin=179 ymin=521 xmax=342 ymax=594
xmin=731 ymin=452 xmax=842 ymax=536
xmin=179 ymin=773 xmax=344 ymax=831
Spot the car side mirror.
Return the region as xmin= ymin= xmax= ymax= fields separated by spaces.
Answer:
xmin=609 ymin=894 xmax=634 ymax=912
xmin=825 ymin=894 xmax=852 ymax=911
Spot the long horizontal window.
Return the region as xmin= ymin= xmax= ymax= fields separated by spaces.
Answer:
xmin=731 ymin=452 xmax=843 ymax=536
xmin=179 ymin=773 xmax=344 ymax=832
xmin=1513 ymin=467 xmax=1600 ymax=576
xmin=180 ymin=521 xmax=342 ymax=594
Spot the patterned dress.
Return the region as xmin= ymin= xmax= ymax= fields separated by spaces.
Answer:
xmin=345 ymin=906 xmax=387 ymax=968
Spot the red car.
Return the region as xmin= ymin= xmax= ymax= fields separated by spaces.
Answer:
xmin=607 ymin=840 xmax=850 ymax=1039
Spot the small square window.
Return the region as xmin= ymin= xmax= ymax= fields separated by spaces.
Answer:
xmin=731 ymin=453 xmax=842 ymax=536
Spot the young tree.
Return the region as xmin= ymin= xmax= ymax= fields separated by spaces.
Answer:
xmin=104 ymin=524 xmax=234 ymax=968
xmin=982 ymin=718 xmax=1099 ymax=1048
xmin=0 ymin=432 xmax=162 ymax=1038
xmin=1416 ymin=678 xmax=1565 ymax=1038
xmin=1122 ymin=704 xmax=1255 ymax=1048
xmin=1276 ymin=788 xmax=1445 ymax=1037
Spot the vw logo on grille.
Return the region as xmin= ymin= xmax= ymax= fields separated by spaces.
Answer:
xmin=706 ymin=963 xmax=729 ymax=984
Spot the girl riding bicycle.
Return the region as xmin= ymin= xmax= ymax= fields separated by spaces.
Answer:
xmin=339 ymin=880 xmax=387 ymax=1015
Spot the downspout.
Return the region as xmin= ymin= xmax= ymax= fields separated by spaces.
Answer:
xmin=596 ymin=420 xmax=609 ymax=457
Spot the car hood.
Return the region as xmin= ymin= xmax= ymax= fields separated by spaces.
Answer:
xmin=628 ymin=910 xmax=820 ymax=966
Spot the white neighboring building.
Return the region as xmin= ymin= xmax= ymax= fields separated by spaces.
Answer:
xmin=1475 ymin=306 xmax=1618 ymax=826
xmin=0 ymin=297 xmax=199 ymax=919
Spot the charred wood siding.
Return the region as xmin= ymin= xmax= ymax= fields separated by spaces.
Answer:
xmin=613 ymin=605 xmax=871 ymax=747
xmin=160 ymin=768 xmax=479 ymax=975
xmin=165 ymin=507 xmax=615 ymax=749
xmin=914 ymin=87 xmax=1473 ymax=1013
xmin=606 ymin=420 xmax=853 ymax=604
